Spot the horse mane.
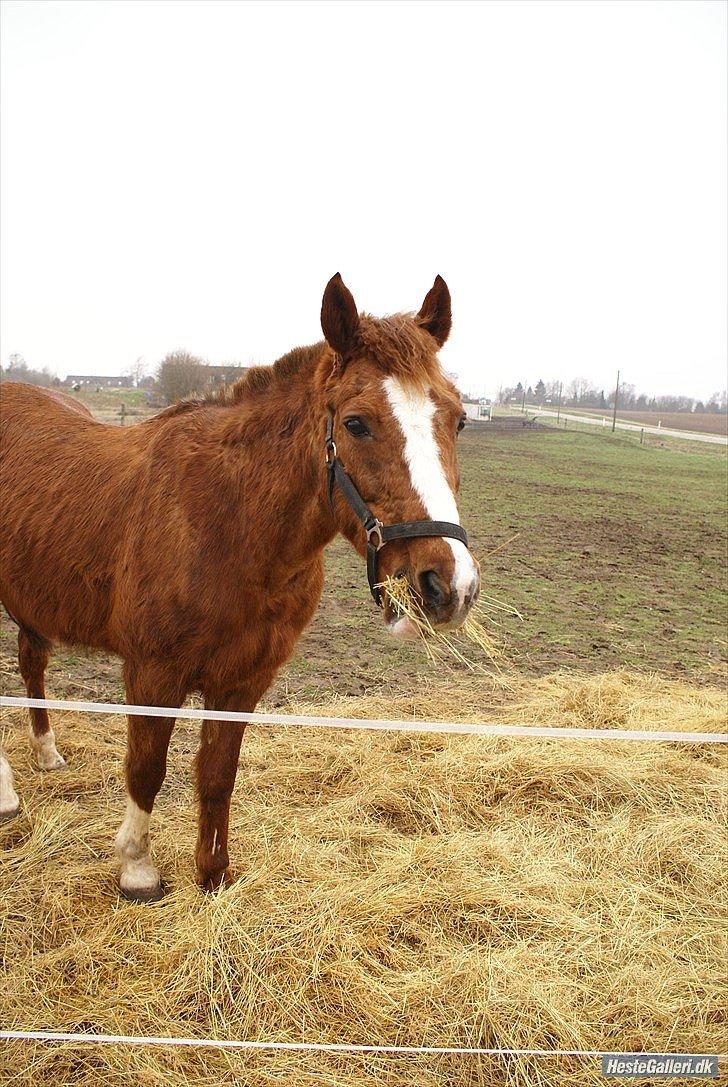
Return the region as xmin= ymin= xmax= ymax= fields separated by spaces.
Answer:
xmin=214 ymin=313 xmax=439 ymax=402
xmin=208 ymin=344 xmax=323 ymax=407
xmin=158 ymin=313 xmax=440 ymax=418
xmin=152 ymin=345 xmax=322 ymax=418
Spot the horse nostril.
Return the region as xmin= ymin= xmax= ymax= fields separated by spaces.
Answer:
xmin=419 ymin=570 xmax=449 ymax=608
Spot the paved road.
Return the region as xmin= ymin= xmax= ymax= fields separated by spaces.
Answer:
xmin=527 ymin=407 xmax=728 ymax=446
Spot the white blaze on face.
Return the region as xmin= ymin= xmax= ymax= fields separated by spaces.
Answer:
xmin=383 ymin=376 xmax=479 ymax=608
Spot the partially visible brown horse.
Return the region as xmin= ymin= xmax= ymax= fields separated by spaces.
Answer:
xmin=0 ymin=275 xmax=479 ymax=900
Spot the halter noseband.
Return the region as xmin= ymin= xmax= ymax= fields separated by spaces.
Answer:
xmin=325 ymin=415 xmax=469 ymax=607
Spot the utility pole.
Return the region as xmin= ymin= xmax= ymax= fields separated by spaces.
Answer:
xmin=556 ymin=381 xmax=563 ymax=423
xmin=521 ymin=382 xmax=526 ymax=414
xmin=611 ymin=369 xmax=620 ymax=433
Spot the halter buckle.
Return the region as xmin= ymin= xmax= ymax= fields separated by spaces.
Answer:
xmin=366 ymin=519 xmax=385 ymax=551
xmin=325 ymin=439 xmax=337 ymax=466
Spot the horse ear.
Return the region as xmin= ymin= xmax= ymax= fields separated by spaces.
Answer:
xmin=416 ymin=275 xmax=451 ymax=347
xmin=321 ymin=273 xmax=359 ymax=357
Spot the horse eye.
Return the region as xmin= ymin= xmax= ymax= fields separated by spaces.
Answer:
xmin=457 ymin=415 xmax=466 ymax=434
xmin=344 ymin=417 xmax=371 ymax=438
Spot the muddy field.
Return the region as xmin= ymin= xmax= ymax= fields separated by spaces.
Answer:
xmin=574 ymin=408 xmax=727 ymax=435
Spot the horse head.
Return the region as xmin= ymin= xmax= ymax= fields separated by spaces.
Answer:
xmin=318 ymin=273 xmax=480 ymax=638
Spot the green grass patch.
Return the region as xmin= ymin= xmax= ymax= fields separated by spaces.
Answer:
xmin=312 ymin=426 xmax=727 ymax=688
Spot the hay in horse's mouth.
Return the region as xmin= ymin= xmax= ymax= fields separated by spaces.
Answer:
xmin=379 ymin=575 xmax=519 ymax=674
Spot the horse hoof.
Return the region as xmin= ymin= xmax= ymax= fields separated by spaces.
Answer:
xmin=39 ymin=755 xmax=67 ymax=772
xmin=198 ymin=868 xmax=234 ymax=894
xmin=120 ymin=881 xmax=165 ymax=904
xmin=0 ymin=804 xmax=21 ymax=824
xmin=33 ymin=737 xmax=67 ymax=771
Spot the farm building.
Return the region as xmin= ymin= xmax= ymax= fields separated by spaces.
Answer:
xmin=63 ymin=374 xmax=133 ymax=389
xmin=463 ymin=396 xmax=490 ymax=420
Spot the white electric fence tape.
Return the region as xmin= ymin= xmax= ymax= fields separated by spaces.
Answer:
xmin=0 ymin=695 xmax=725 ymax=744
xmin=0 ymin=1030 xmax=724 ymax=1061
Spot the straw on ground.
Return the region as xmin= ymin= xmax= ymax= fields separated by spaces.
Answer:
xmin=1 ymin=668 xmax=726 ymax=1087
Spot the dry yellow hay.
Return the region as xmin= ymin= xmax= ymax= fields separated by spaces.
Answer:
xmin=1 ymin=669 xmax=726 ymax=1087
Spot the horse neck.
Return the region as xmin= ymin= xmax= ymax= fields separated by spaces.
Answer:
xmin=211 ymin=376 xmax=336 ymax=571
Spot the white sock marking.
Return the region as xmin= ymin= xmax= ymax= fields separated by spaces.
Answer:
xmin=0 ymin=752 xmax=20 ymax=817
xmin=29 ymin=727 xmax=66 ymax=771
xmin=383 ymin=377 xmax=479 ymax=602
xmin=115 ymin=798 xmax=160 ymax=893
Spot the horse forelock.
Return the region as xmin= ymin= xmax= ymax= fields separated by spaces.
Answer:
xmin=351 ymin=313 xmax=442 ymax=389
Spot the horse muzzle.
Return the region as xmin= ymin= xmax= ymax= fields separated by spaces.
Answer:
xmin=385 ymin=551 xmax=481 ymax=639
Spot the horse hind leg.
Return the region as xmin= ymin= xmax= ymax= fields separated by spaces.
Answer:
xmin=18 ymin=626 xmax=66 ymax=771
xmin=0 ymin=747 xmax=21 ymax=821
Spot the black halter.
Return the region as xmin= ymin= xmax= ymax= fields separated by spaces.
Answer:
xmin=325 ymin=415 xmax=469 ymax=607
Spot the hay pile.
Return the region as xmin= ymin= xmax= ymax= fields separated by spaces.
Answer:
xmin=1 ymin=670 xmax=726 ymax=1087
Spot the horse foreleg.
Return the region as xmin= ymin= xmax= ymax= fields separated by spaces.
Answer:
xmin=18 ymin=627 xmax=65 ymax=770
xmin=195 ymin=675 xmax=275 ymax=891
xmin=0 ymin=747 xmax=20 ymax=822
xmin=195 ymin=713 xmax=247 ymax=892
xmin=196 ymin=677 xmax=274 ymax=892
xmin=115 ymin=663 xmax=184 ymax=903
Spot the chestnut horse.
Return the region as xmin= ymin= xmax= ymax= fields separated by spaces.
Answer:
xmin=0 ymin=275 xmax=480 ymax=900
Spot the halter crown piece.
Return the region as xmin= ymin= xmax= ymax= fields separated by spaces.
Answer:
xmin=324 ymin=415 xmax=469 ymax=607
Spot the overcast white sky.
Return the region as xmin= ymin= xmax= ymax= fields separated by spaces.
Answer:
xmin=1 ymin=0 xmax=726 ymax=399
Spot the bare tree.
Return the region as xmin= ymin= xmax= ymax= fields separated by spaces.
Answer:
xmin=567 ymin=377 xmax=582 ymax=403
xmin=156 ymin=351 xmax=207 ymax=403
xmin=0 ymin=354 xmax=56 ymax=387
xmin=125 ymin=356 xmax=149 ymax=388
xmin=492 ymin=375 xmax=725 ymax=415
xmin=609 ymin=382 xmax=636 ymax=409
xmin=566 ymin=377 xmax=600 ymax=405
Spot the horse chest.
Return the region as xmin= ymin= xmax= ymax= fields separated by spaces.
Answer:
xmin=195 ymin=563 xmax=323 ymax=682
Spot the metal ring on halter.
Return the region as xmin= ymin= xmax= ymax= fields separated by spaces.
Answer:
xmin=325 ymin=440 xmax=337 ymax=465
xmin=365 ymin=520 xmax=385 ymax=551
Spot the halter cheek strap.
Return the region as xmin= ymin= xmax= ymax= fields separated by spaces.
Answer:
xmin=324 ymin=415 xmax=469 ymax=607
